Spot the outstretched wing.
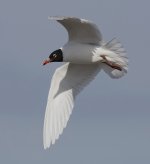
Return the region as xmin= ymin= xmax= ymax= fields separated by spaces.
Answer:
xmin=48 ymin=16 xmax=102 ymax=45
xmin=43 ymin=63 xmax=101 ymax=149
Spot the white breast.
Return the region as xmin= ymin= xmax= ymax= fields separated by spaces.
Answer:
xmin=62 ymin=42 xmax=102 ymax=64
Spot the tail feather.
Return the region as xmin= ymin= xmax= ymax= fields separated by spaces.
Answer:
xmin=104 ymin=38 xmax=127 ymax=56
xmin=102 ymin=38 xmax=128 ymax=79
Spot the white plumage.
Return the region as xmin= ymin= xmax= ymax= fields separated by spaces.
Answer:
xmin=43 ymin=16 xmax=128 ymax=149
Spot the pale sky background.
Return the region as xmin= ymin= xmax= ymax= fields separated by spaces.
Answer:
xmin=0 ymin=0 xmax=150 ymax=163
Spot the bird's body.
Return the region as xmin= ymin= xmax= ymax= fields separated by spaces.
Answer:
xmin=62 ymin=42 xmax=102 ymax=64
xmin=43 ymin=16 xmax=128 ymax=149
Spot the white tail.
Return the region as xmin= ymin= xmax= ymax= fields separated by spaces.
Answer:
xmin=102 ymin=38 xmax=128 ymax=79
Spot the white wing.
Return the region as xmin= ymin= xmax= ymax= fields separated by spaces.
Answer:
xmin=43 ymin=63 xmax=101 ymax=149
xmin=48 ymin=16 xmax=102 ymax=45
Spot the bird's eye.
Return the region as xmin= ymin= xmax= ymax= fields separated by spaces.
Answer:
xmin=53 ymin=54 xmax=57 ymax=58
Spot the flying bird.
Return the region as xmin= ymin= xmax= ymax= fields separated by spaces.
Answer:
xmin=42 ymin=16 xmax=128 ymax=149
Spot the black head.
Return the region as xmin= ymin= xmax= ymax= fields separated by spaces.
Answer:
xmin=49 ymin=49 xmax=63 ymax=62
xmin=43 ymin=49 xmax=63 ymax=65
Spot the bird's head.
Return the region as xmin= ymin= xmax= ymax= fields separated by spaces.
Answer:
xmin=43 ymin=49 xmax=63 ymax=65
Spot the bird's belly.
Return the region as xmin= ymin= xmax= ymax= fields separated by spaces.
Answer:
xmin=62 ymin=43 xmax=102 ymax=64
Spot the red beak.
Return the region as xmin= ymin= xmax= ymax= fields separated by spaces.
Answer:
xmin=42 ymin=59 xmax=51 ymax=65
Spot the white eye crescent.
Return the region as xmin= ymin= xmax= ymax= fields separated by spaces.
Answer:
xmin=53 ymin=54 xmax=57 ymax=58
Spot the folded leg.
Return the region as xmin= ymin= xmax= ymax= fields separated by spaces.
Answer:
xmin=101 ymin=55 xmax=122 ymax=71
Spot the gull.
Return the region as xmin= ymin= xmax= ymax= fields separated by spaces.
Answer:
xmin=42 ymin=16 xmax=128 ymax=149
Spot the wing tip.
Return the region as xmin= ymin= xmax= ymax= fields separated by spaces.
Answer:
xmin=44 ymin=139 xmax=57 ymax=150
xmin=43 ymin=143 xmax=49 ymax=150
xmin=48 ymin=16 xmax=90 ymax=23
xmin=48 ymin=16 xmax=66 ymax=21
